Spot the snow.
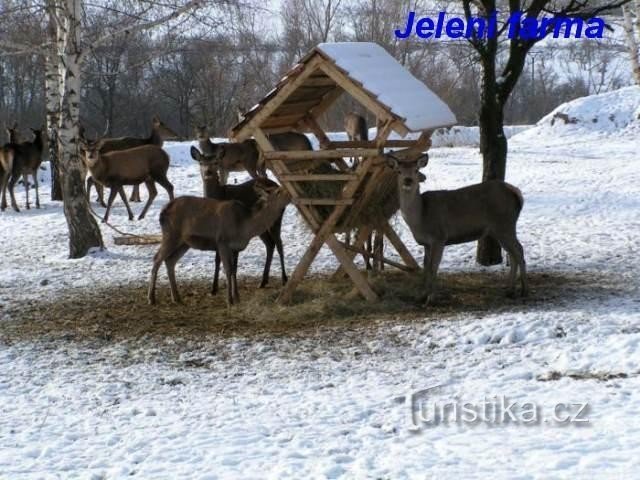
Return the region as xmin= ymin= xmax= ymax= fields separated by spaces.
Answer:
xmin=317 ymin=42 xmax=457 ymax=131
xmin=1 ymin=88 xmax=640 ymax=478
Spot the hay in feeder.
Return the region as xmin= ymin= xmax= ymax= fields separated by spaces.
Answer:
xmin=297 ymin=161 xmax=400 ymax=232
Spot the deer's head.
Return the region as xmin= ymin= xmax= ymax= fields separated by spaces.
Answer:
xmin=81 ymin=139 xmax=104 ymax=169
xmin=190 ymin=145 xmax=224 ymax=183
xmin=386 ymin=152 xmax=429 ymax=193
xmin=252 ymin=180 xmax=288 ymax=209
xmin=152 ymin=116 xmax=178 ymax=139
xmin=194 ymin=125 xmax=211 ymax=142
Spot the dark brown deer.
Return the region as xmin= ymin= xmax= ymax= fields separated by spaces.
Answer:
xmin=147 ymin=183 xmax=291 ymax=306
xmin=387 ymin=152 xmax=528 ymax=304
xmin=86 ymin=117 xmax=177 ymax=205
xmin=4 ymin=126 xmax=45 ymax=211
xmin=191 ymin=146 xmax=287 ymax=293
xmin=194 ymin=125 xmax=312 ymax=184
xmin=81 ymin=141 xmax=174 ymax=223
xmin=0 ymin=144 xmax=14 ymax=211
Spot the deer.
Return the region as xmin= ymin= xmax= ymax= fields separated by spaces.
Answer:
xmin=147 ymin=183 xmax=291 ymax=306
xmin=194 ymin=125 xmax=313 ymax=184
xmin=4 ymin=125 xmax=45 ymax=211
xmin=386 ymin=152 xmax=528 ymax=305
xmin=190 ymin=146 xmax=287 ymax=293
xmin=86 ymin=116 xmax=177 ymax=206
xmin=81 ymin=141 xmax=174 ymax=223
xmin=0 ymin=144 xmax=14 ymax=212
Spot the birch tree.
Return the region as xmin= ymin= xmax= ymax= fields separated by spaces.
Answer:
xmin=622 ymin=1 xmax=640 ymax=84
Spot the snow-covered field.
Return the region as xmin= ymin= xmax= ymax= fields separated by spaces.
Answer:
xmin=1 ymin=87 xmax=639 ymax=479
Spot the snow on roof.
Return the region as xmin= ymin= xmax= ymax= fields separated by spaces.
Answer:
xmin=317 ymin=42 xmax=456 ymax=131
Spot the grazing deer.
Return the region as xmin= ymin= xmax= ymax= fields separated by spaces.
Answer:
xmin=0 ymin=144 xmax=14 ymax=211
xmin=191 ymin=146 xmax=287 ymax=293
xmin=194 ymin=125 xmax=313 ymax=184
xmin=4 ymin=126 xmax=45 ymax=211
xmin=86 ymin=117 xmax=177 ymax=205
xmin=147 ymin=183 xmax=291 ymax=306
xmin=386 ymin=152 xmax=528 ymax=304
xmin=81 ymin=141 xmax=174 ymax=223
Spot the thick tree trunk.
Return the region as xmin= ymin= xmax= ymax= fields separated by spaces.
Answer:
xmin=477 ymin=62 xmax=507 ymax=266
xmin=57 ymin=0 xmax=103 ymax=258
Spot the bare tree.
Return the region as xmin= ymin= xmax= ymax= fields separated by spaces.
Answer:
xmin=622 ymin=2 xmax=640 ymax=84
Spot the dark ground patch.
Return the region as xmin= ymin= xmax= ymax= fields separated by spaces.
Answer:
xmin=0 ymin=269 xmax=624 ymax=347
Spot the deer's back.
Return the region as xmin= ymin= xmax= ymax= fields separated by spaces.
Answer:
xmin=101 ymin=136 xmax=148 ymax=153
xmin=270 ymin=132 xmax=311 ymax=151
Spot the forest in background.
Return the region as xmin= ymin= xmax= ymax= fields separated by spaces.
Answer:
xmin=0 ymin=0 xmax=633 ymax=141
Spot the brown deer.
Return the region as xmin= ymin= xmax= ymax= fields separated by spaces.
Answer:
xmin=190 ymin=146 xmax=287 ymax=293
xmin=0 ymin=144 xmax=14 ymax=211
xmin=4 ymin=126 xmax=45 ymax=211
xmin=194 ymin=125 xmax=313 ymax=184
xmin=386 ymin=152 xmax=528 ymax=304
xmin=147 ymin=183 xmax=291 ymax=306
xmin=81 ymin=141 xmax=174 ymax=223
xmin=86 ymin=117 xmax=177 ymax=206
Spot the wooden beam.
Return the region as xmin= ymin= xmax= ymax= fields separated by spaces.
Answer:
xmin=281 ymin=173 xmax=357 ymax=181
xmin=233 ymin=55 xmax=324 ymax=142
xmin=382 ymin=222 xmax=419 ymax=269
xmin=299 ymin=115 xmax=331 ymax=149
xmin=326 ymin=236 xmax=378 ymax=302
xmin=318 ymin=61 xmax=395 ymax=124
xmin=308 ymin=86 xmax=344 ymax=119
xmin=301 ymin=76 xmax=335 ymax=87
xmin=341 ymin=241 xmax=414 ymax=272
xmin=114 ymin=235 xmax=162 ymax=246
xmin=264 ymin=148 xmax=379 ymax=160
xmin=328 ymin=140 xmax=422 ymax=149
xmin=294 ymin=198 xmax=353 ymax=206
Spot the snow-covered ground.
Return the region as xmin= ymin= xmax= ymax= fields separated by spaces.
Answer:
xmin=1 ymin=87 xmax=639 ymax=478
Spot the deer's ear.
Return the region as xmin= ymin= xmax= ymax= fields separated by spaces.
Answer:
xmin=190 ymin=146 xmax=201 ymax=161
xmin=417 ymin=153 xmax=429 ymax=169
xmin=417 ymin=171 xmax=426 ymax=183
xmin=95 ymin=139 xmax=105 ymax=151
xmin=386 ymin=153 xmax=399 ymax=170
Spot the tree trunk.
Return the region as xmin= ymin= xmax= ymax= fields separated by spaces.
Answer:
xmin=622 ymin=5 xmax=640 ymax=85
xmin=477 ymin=61 xmax=507 ymax=266
xmin=45 ymin=0 xmax=64 ymax=200
xmin=57 ymin=0 xmax=103 ymax=258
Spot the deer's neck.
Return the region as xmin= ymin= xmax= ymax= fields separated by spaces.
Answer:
xmin=149 ymin=128 xmax=163 ymax=147
xmin=398 ymin=186 xmax=424 ymax=232
xmin=241 ymin=196 xmax=287 ymax=239
xmin=204 ymin=179 xmax=224 ymax=199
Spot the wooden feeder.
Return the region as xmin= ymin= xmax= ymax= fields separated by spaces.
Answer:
xmin=229 ymin=42 xmax=456 ymax=304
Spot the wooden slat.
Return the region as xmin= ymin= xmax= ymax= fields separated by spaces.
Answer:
xmin=264 ymin=148 xmax=379 ymax=160
xmin=303 ymin=76 xmax=335 ymax=87
xmin=294 ymin=198 xmax=353 ymax=206
xmin=299 ymin=115 xmax=331 ymax=149
xmin=233 ymin=55 xmax=324 ymax=142
xmin=328 ymin=140 xmax=423 ymax=149
xmin=340 ymin=241 xmax=414 ymax=272
xmin=382 ymin=222 xmax=419 ymax=269
xmin=308 ymin=86 xmax=344 ymax=119
xmin=273 ymin=99 xmax=322 ymax=116
xmin=281 ymin=174 xmax=357 ymax=181
xmin=317 ymin=61 xmax=395 ymax=125
xmin=326 ymin=236 xmax=378 ymax=302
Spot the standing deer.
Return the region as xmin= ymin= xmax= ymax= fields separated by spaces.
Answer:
xmin=195 ymin=125 xmax=312 ymax=184
xmin=4 ymin=126 xmax=45 ymax=211
xmin=0 ymin=144 xmax=14 ymax=211
xmin=86 ymin=117 xmax=177 ymax=205
xmin=190 ymin=146 xmax=287 ymax=293
xmin=81 ymin=141 xmax=174 ymax=223
xmin=147 ymin=183 xmax=291 ymax=306
xmin=386 ymin=152 xmax=528 ymax=304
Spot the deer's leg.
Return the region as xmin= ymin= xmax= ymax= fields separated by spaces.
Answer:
xmin=86 ymin=176 xmax=93 ymax=203
xmin=275 ymin=233 xmax=287 ymax=285
xmin=102 ymin=187 xmax=119 ymax=223
xmin=23 ymin=173 xmax=30 ymax=209
xmin=0 ymin=171 xmax=8 ymax=211
xmin=32 ymin=172 xmax=40 ymax=209
xmin=155 ymin=175 xmax=174 ymax=201
xmin=117 ymin=187 xmax=135 ymax=221
xmin=166 ymin=244 xmax=189 ymax=304
xmin=374 ymin=231 xmax=384 ymax=271
xmin=421 ymin=242 xmax=444 ymax=305
xmin=137 ymin=180 xmax=157 ymax=220
xmin=219 ymin=169 xmax=229 ymax=186
xmin=129 ymin=184 xmax=142 ymax=203
xmin=259 ymin=234 xmax=274 ymax=288
xmin=97 ymin=183 xmax=106 ymax=207
xmin=232 ymin=251 xmax=240 ymax=303
xmin=148 ymin=242 xmax=172 ymax=305
xmin=496 ymin=233 xmax=528 ymax=298
xmin=218 ymin=245 xmax=234 ymax=306
xmin=212 ymin=252 xmax=221 ymax=295
xmin=8 ymin=173 xmax=19 ymax=212
xmin=364 ymin=232 xmax=373 ymax=270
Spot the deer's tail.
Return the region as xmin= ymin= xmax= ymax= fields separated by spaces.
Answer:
xmin=506 ymin=184 xmax=524 ymax=213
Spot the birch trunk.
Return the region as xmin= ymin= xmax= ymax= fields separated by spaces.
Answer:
xmin=58 ymin=0 xmax=103 ymax=258
xmin=622 ymin=5 xmax=640 ymax=85
xmin=45 ymin=0 xmax=64 ymax=200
